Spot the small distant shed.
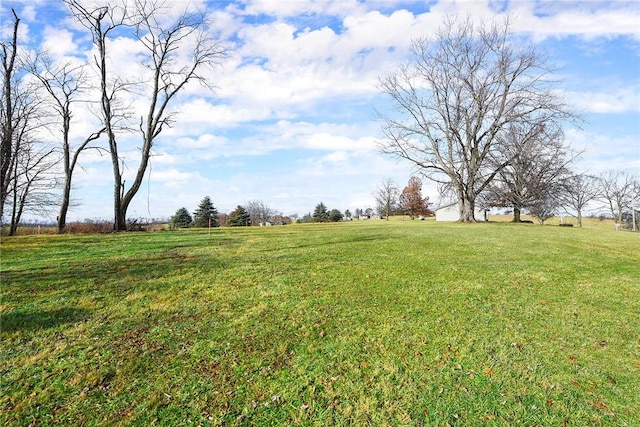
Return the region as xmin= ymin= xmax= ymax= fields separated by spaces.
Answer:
xmin=435 ymin=203 xmax=487 ymax=222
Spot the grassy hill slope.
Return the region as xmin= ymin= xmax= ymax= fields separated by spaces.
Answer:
xmin=2 ymin=221 xmax=638 ymax=425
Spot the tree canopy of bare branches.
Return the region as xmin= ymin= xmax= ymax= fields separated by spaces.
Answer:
xmin=373 ymin=178 xmax=399 ymax=219
xmin=245 ymin=200 xmax=277 ymax=225
xmin=65 ymin=0 xmax=227 ymax=231
xmin=1 ymin=10 xmax=60 ymax=234
xmin=29 ymin=55 xmax=106 ymax=233
xmin=483 ymin=125 xmax=578 ymax=222
xmin=1 ymin=9 xmax=22 ymax=223
xmin=378 ymin=16 xmax=576 ymax=222
xmin=560 ymin=173 xmax=600 ymax=227
xmin=599 ymin=170 xmax=638 ymax=225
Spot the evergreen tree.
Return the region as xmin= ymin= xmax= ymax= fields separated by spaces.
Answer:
xmin=192 ymin=196 xmax=219 ymax=227
xmin=313 ymin=202 xmax=329 ymax=222
xmin=171 ymin=207 xmax=192 ymax=228
xmin=227 ymin=205 xmax=251 ymax=226
xmin=329 ymin=209 xmax=343 ymax=222
xmin=297 ymin=212 xmax=313 ymax=223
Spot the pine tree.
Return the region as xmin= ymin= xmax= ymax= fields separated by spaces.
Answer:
xmin=227 ymin=205 xmax=251 ymax=226
xmin=329 ymin=209 xmax=343 ymax=222
xmin=313 ymin=202 xmax=329 ymax=222
xmin=171 ymin=207 xmax=192 ymax=228
xmin=192 ymin=196 xmax=219 ymax=228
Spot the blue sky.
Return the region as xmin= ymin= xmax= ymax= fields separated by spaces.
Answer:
xmin=2 ymin=0 xmax=639 ymax=220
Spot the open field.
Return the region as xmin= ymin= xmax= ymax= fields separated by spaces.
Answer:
xmin=1 ymin=220 xmax=639 ymax=425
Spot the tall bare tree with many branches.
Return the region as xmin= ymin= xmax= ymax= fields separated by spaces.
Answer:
xmin=483 ymin=124 xmax=578 ymax=222
xmin=378 ymin=16 xmax=576 ymax=222
xmin=66 ymin=0 xmax=226 ymax=231
xmin=29 ymin=57 xmax=105 ymax=233
xmin=560 ymin=173 xmax=600 ymax=228
xmin=599 ymin=170 xmax=638 ymax=225
xmin=2 ymin=10 xmax=58 ymax=234
xmin=373 ymin=178 xmax=399 ymax=220
xmin=1 ymin=9 xmax=22 ymax=224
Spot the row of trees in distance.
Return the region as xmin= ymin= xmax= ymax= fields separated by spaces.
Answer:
xmin=373 ymin=176 xmax=433 ymax=219
xmin=374 ymin=169 xmax=639 ymax=228
xmin=142 ymin=165 xmax=640 ymax=231
xmin=170 ymin=198 xmax=295 ymax=228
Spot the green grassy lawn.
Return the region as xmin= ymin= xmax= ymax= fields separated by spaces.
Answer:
xmin=1 ymin=221 xmax=638 ymax=426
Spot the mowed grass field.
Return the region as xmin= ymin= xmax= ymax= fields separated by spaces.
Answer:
xmin=1 ymin=220 xmax=638 ymax=426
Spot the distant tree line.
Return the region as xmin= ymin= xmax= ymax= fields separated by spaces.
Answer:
xmin=171 ymin=196 xmax=219 ymax=229
xmin=371 ymin=171 xmax=639 ymax=229
xmin=170 ymin=197 xmax=294 ymax=229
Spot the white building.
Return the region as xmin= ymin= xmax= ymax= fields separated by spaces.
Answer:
xmin=435 ymin=203 xmax=488 ymax=222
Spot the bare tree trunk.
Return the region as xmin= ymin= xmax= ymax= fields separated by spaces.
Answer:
xmin=56 ymin=113 xmax=72 ymax=234
xmin=57 ymin=162 xmax=71 ymax=233
xmin=113 ymin=163 xmax=125 ymax=231
xmin=56 ymin=128 xmax=104 ymax=233
xmin=458 ymin=195 xmax=476 ymax=223
xmin=9 ymin=156 xmax=20 ymax=235
xmin=512 ymin=207 xmax=522 ymax=223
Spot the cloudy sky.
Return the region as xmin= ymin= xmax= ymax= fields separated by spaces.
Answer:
xmin=3 ymin=0 xmax=639 ymax=221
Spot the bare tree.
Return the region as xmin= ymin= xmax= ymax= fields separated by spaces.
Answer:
xmin=29 ymin=56 xmax=105 ymax=233
xmin=7 ymin=134 xmax=59 ymax=235
xmin=378 ymin=16 xmax=575 ymax=222
xmin=65 ymin=1 xmax=132 ymax=231
xmin=528 ymin=193 xmax=560 ymax=225
xmin=65 ymin=0 xmax=227 ymax=231
xmin=1 ymin=10 xmax=57 ymax=233
xmin=1 ymin=9 xmax=21 ymax=223
xmin=483 ymin=125 xmax=577 ymax=222
xmin=373 ymin=178 xmax=399 ymax=220
xmin=559 ymin=173 xmax=600 ymax=228
xmin=245 ymin=200 xmax=276 ymax=225
xmin=599 ymin=170 xmax=638 ymax=225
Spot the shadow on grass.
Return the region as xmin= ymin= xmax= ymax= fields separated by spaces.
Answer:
xmin=1 ymin=307 xmax=91 ymax=333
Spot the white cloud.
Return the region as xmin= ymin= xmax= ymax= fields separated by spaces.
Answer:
xmin=566 ymin=127 xmax=640 ymax=174
xmin=567 ymin=87 xmax=640 ymax=113
xmin=510 ymin=1 xmax=640 ymax=41
xmin=235 ymin=0 xmax=366 ymax=19
xmin=41 ymin=26 xmax=77 ymax=58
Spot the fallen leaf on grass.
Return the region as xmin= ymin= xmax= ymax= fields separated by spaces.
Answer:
xmin=591 ymin=399 xmax=608 ymax=411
